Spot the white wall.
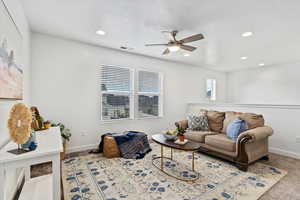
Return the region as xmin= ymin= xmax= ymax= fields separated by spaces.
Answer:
xmin=218 ymin=62 xmax=300 ymax=159
xmin=227 ymin=62 xmax=300 ymax=104
xmin=0 ymin=0 xmax=31 ymax=199
xmin=31 ymin=33 xmax=227 ymax=152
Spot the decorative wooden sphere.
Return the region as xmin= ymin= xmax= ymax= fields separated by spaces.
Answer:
xmin=7 ymin=103 xmax=32 ymax=144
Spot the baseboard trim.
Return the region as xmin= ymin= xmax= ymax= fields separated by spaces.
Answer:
xmin=66 ymin=144 xmax=98 ymax=153
xmin=269 ymin=147 xmax=300 ymax=160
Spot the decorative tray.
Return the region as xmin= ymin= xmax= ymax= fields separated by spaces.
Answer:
xmin=174 ymin=139 xmax=188 ymax=145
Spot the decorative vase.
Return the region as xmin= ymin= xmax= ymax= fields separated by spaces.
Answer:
xmin=178 ymin=135 xmax=185 ymax=142
xmin=44 ymin=122 xmax=51 ymax=129
xmin=21 ymin=130 xmax=36 ymax=150
xmin=36 ymin=115 xmax=44 ymax=130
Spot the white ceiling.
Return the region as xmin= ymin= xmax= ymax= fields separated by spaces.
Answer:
xmin=20 ymin=0 xmax=300 ymax=71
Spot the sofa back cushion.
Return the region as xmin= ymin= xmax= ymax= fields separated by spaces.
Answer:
xmin=222 ymin=111 xmax=264 ymax=133
xmin=200 ymin=109 xmax=225 ymax=132
xmin=226 ymin=118 xmax=247 ymax=141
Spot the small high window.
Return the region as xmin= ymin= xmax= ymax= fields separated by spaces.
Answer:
xmin=206 ymin=79 xmax=216 ymax=101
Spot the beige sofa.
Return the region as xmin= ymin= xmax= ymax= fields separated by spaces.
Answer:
xmin=175 ymin=110 xmax=273 ymax=171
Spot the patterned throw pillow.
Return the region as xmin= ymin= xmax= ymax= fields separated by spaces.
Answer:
xmin=226 ymin=117 xmax=248 ymax=141
xmin=187 ymin=114 xmax=210 ymax=131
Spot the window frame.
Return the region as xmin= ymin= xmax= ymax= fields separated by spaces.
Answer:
xmin=136 ymin=70 xmax=164 ymax=119
xmin=206 ymin=78 xmax=217 ymax=101
xmin=100 ymin=65 xmax=135 ymax=121
xmin=99 ymin=65 xmax=164 ymax=121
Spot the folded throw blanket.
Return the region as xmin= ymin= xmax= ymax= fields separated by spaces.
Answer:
xmin=94 ymin=131 xmax=152 ymax=159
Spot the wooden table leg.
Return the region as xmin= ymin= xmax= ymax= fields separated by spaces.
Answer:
xmin=52 ymin=155 xmax=61 ymax=200
xmin=192 ymin=152 xmax=195 ymax=171
xmin=170 ymin=148 xmax=173 ymax=160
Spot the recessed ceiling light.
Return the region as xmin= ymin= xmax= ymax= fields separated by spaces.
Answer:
xmin=96 ymin=29 xmax=106 ymax=35
xmin=183 ymin=53 xmax=190 ymax=57
xmin=240 ymin=56 xmax=248 ymax=60
xmin=259 ymin=63 xmax=265 ymax=66
xmin=242 ymin=32 xmax=253 ymax=37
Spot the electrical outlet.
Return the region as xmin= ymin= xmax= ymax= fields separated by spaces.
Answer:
xmin=81 ymin=132 xmax=87 ymax=136
xmin=296 ymin=137 xmax=300 ymax=143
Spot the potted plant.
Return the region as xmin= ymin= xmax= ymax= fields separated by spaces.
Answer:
xmin=177 ymin=127 xmax=186 ymax=142
xmin=51 ymin=122 xmax=71 ymax=160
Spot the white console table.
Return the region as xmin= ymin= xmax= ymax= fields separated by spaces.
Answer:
xmin=0 ymin=127 xmax=63 ymax=200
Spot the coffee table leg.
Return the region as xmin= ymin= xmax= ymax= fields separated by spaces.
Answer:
xmin=170 ymin=148 xmax=173 ymax=160
xmin=192 ymin=151 xmax=195 ymax=171
xmin=161 ymin=145 xmax=164 ymax=170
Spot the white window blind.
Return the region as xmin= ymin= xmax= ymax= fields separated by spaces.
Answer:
xmin=101 ymin=65 xmax=131 ymax=92
xmin=138 ymin=71 xmax=159 ymax=93
xmin=100 ymin=65 xmax=133 ymax=120
xmin=137 ymin=71 xmax=162 ymax=118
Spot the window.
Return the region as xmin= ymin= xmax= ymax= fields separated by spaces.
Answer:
xmin=100 ymin=66 xmax=163 ymax=120
xmin=137 ymin=70 xmax=162 ymax=118
xmin=206 ymin=79 xmax=216 ymax=101
xmin=100 ymin=65 xmax=133 ymax=120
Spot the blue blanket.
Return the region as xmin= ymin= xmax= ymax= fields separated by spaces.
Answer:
xmin=97 ymin=131 xmax=152 ymax=159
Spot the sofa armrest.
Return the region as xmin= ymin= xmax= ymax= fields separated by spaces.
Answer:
xmin=175 ymin=120 xmax=188 ymax=129
xmin=238 ymin=126 xmax=273 ymax=143
xmin=235 ymin=126 xmax=273 ymax=170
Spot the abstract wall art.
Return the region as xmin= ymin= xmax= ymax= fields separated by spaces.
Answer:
xmin=0 ymin=0 xmax=23 ymax=99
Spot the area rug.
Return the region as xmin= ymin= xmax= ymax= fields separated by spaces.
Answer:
xmin=62 ymin=143 xmax=286 ymax=200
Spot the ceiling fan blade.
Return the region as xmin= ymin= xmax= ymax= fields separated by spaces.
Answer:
xmin=145 ymin=44 xmax=168 ymax=46
xmin=180 ymin=45 xmax=197 ymax=51
xmin=162 ymin=48 xmax=170 ymax=55
xmin=179 ymin=34 xmax=204 ymax=43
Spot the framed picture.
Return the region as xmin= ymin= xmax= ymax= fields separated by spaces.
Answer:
xmin=0 ymin=0 xmax=23 ymax=100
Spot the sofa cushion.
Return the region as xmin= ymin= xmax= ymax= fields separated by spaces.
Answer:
xmin=205 ymin=134 xmax=236 ymax=152
xmin=241 ymin=112 xmax=264 ymax=129
xmin=187 ymin=114 xmax=210 ymax=131
xmin=222 ymin=111 xmax=264 ymax=133
xmin=185 ymin=131 xmax=218 ymax=143
xmin=226 ymin=118 xmax=247 ymax=141
xmin=200 ymin=109 xmax=225 ymax=132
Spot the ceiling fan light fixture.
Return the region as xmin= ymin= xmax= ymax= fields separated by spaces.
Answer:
xmin=242 ymin=32 xmax=253 ymax=37
xmin=168 ymin=45 xmax=180 ymax=52
xmin=96 ymin=29 xmax=106 ymax=35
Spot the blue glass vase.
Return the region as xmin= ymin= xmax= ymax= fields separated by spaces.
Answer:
xmin=21 ymin=130 xmax=36 ymax=149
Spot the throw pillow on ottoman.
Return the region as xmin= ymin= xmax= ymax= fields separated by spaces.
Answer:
xmin=95 ymin=131 xmax=152 ymax=159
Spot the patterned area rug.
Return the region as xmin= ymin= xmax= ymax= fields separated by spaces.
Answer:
xmin=62 ymin=143 xmax=286 ymax=200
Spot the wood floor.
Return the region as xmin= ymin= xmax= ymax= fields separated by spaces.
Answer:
xmin=28 ymin=151 xmax=300 ymax=200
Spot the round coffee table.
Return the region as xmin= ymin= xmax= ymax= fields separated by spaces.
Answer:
xmin=151 ymin=134 xmax=201 ymax=182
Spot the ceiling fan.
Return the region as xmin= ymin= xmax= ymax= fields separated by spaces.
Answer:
xmin=145 ymin=30 xmax=204 ymax=55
